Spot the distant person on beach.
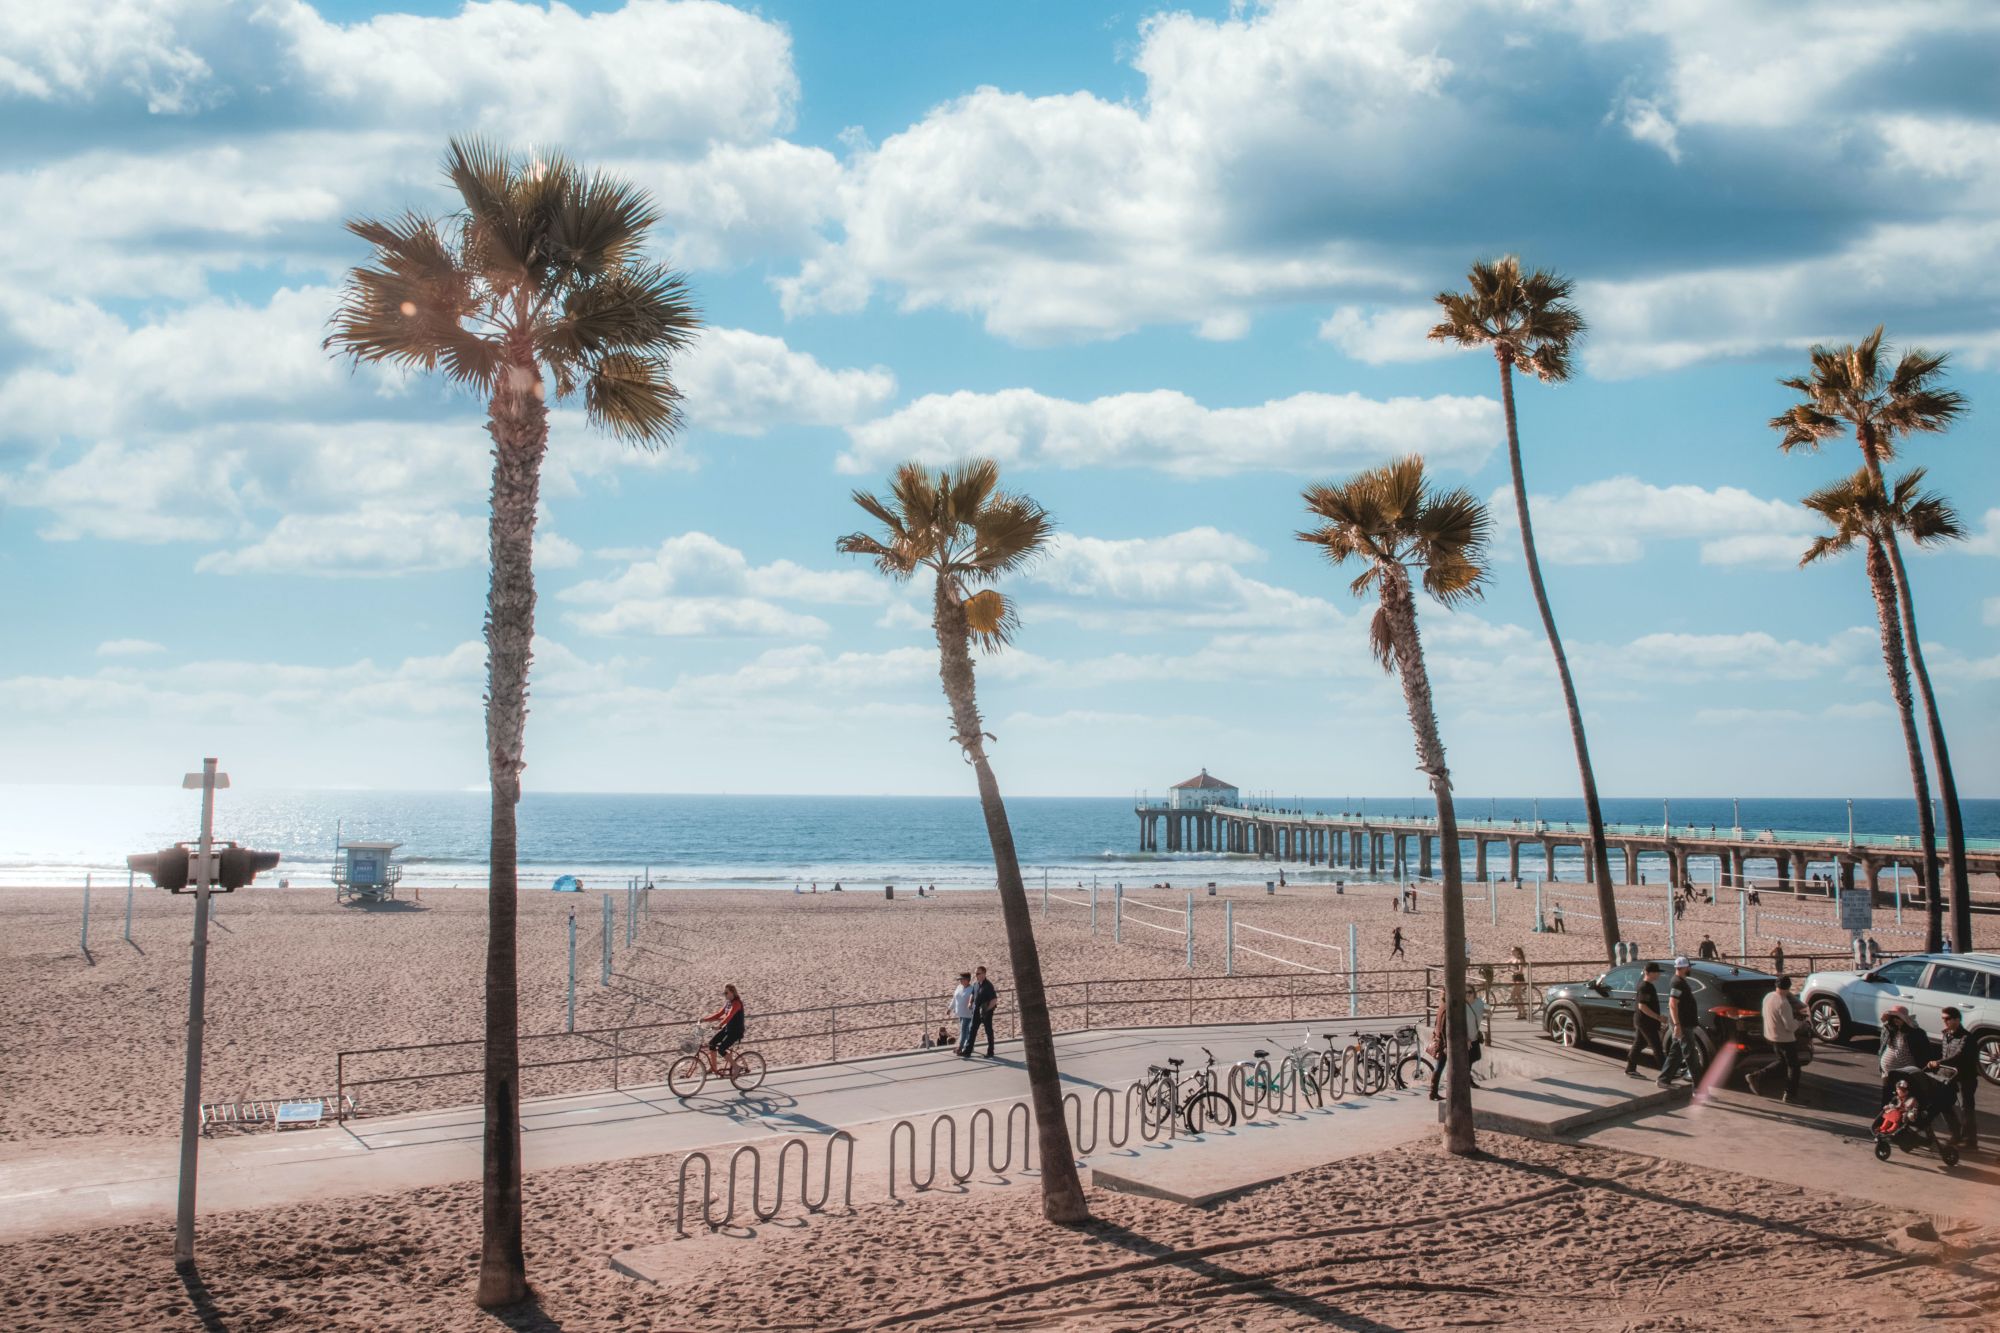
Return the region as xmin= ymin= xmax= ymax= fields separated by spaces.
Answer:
xmin=1697 ymin=934 xmax=1719 ymax=961
xmin=1625 ymin=961 xmax=1666 ymax=1078
xmin=949 ymin=972 xmax=978 ymax=1058
xmin=833 ymin=882 xmax=842 ymax=892
xmin=700 ymin=984 xmax=746 ymax=1074
xmin=1747 ymin=889 xmax=1761 ymax=906
xmin=1390 ymin=927 xmax=1405 ymax=960
xmin=935 ymin=1024 xmax=952 ymax=1049
xmin=972 ymin=965 xmax=998 ymax=1058
xmin=1551 ymin=903 xmax=1566 ymax=934
xmin=1278 ymin=869 xmax=1286 ymax=888
xmin=1508 ymin=947 xmax=1529 ymax=1020
xmin=1768 ymin=942 xmax=1785 ymax=974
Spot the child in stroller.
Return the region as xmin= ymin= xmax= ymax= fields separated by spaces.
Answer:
xmin=1873 ymin=1065 xmax=1962 ymax=1168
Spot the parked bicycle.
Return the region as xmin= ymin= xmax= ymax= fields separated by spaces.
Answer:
xmin=666 ymin=1028 xmax=768 ymax=1098
xmin=1322 ymin=1026 xmax=1433 ymax=1095
xmin=1139 ymin=1047 xmax=1235 ymax=1134
xmin=1240 ymin=1032 xmax=1324 ymax=1106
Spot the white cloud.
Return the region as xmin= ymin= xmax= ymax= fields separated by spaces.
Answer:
xmin=841 ymin=388 xmax=1499 ymax=478
xmin=1983 ymin=597 xmax=2000 ymax=628
xmin=1581 ymin=628 xmax=1873 ymax=683
xmin=1317 ymin=306 xmax=1460 ymax=364
xmin=195 ymin=510 xmax=487 ymax=577
xmin=560 ymin=532 xmax=883 ymax=638
xmin=1025 ymin=528 xmax=1333 ymax=631
xmin=1492 ymin=477 xmax=1811 ymax=566
xmin=1616 ymin=97 xmax=1681 ymax=164
xmin=679 ymin=327 xmax=895 ymax=435
xmin=95 ymin=639 xmax=165 ymax=658
xmin=0 ymin=0 xmax=236 ymax=113
xmin=0 ymin=437 xmax=246 ymax=541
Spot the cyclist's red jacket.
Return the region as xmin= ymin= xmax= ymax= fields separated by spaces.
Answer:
xmin=705 ymin=996 xmax=745 ymax=1040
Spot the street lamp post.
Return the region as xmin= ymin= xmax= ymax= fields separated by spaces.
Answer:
xmin=173 ymin=758 xmax=225 ymax=1272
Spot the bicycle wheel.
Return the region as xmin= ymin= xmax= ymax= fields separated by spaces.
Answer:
xmin=1139 ymin=1080 xmax=1173 ymax=1135
xmin=1182 ymin=1090 xmax=1236 ymax=1134
xmin=666 ymin=1054 xmax=708 ymax=1100
xmin=1354 ymin=1054 xmax=1388 ymax=1096
xmin=728 ymin=1050 xmax=767 ymax=1093
xmin=1397 ymin=1053 xmax=1436 ymax=1091
xmin=1295 ymin=1059 xmax=1323 ymax=1107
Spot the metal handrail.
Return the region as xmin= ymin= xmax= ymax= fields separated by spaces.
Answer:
xmin=333 ymin=966 xmax=1432 ymax=1118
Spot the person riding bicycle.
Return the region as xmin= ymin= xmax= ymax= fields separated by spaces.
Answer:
xmin=701 ymin=984 xmax=746 ymax=1073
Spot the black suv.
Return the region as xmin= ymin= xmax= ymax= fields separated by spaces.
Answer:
xmin=1543 ymin=960 xmax=1779 ymax=1077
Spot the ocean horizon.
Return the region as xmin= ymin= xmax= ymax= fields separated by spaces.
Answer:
xmin=5 ymin=786 xmax=1996 ymax=892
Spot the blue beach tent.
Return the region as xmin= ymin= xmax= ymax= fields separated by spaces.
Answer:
xmin=552 ymin=875 xmax=581 ymax=892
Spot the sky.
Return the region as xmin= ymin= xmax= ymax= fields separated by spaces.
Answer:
xmin=0 ymin=0 xmax=1996 ymax=802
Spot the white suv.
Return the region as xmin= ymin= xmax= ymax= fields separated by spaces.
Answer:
xmin=1800 ymin=951 xmax=2000 ymax=1085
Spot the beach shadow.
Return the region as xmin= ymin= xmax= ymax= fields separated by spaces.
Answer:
xmin=482 ymin=1295 xmax=565 ymax=1331
xmin=1085 ymin=1221 xmax=1401 ymax=1329
xmin=177 ymin=1264 xmax=231 ymax=1333
xmin=340 ymin=899 xmax=430 ymax=914
xmin=125 ymin=937 xmax=147 ymax=955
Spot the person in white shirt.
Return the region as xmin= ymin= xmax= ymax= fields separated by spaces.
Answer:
xmin=947 ymin=972 xmax=978 ymax=1059
xmin=1744 ymin=974 xmax=1805 ymax=1102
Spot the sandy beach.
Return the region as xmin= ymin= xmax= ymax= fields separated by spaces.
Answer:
xmin=1 ymin=876 xmax=1983 ymax=1142
xmin=1 ymin=1126 xmax=1992 ymax=1330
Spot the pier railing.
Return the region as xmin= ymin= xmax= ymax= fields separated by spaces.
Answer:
xmin=332 ymin=965 xmax=1430 ymax=1120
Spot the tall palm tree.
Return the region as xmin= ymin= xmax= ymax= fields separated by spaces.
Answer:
xmin=1299 ymin=455 xmax=1490 ymax=1155
xmin=1801 ymin=469 xmax=1965 ymax=950
xmin=327 ymin=139 xmax=700 ymax=1307
xmin=836 ymin=460 xmax=1089 ymax=1222
xmin=1430 ymin=257 xmax=1619 ymax=961
xmin=1772 ymin=329 xmax=1971 ymax=946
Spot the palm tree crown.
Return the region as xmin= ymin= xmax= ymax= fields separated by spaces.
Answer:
xmin=1801 ymin=467 xmax=1965 ymax=567
xmin=1298 ymin=456 xmax=1491 ymax=667
xmin=327 ymin=137 xmax=701 ymax=441
xmin=1771 ymin=326 xmax=1967 ymax=462
xmin=1427 ymin=255 xmax=1585 ymax=379
xmin=836 ymin=460 xmax=1054 ymax=649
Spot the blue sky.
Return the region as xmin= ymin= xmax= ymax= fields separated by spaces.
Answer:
xmin=1 ymin=0 xmax=1995 ymax=801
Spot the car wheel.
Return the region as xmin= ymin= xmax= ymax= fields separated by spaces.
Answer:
xmin=1545 ymin=1005 xmax=1583 ymax=1049
xmin=1977 ymin=1033 xmax=2000 ymax=1089
xmin=1807 ymin=996 xmax=1849 ymax=1045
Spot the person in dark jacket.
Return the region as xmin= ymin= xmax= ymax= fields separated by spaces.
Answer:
xmin=1625 ymin=961 xmax=1665 ymax=1077
xmin=1876 ymin=1005 xmax=1933 ymax=1109
xmin=971 ymin=965 xmax=999 ymax=1058
xmin=1929 ymin=1005 xmax=1981 ymax=1151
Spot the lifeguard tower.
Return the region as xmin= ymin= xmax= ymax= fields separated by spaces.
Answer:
xmin=333 ymin=840 xmax=404 ymax=903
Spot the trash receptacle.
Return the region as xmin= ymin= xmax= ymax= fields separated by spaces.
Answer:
xmin=1266 ymin=881 xmax=1276 ymax=895
xmin=1207 ymin=882 xmax=1217 ymax=896
xmin=885 ymin=884 xmax=894 ymax=900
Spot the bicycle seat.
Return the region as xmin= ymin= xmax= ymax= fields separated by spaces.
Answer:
xmin=1167 ymin=1057 xmax=1184 ymax=1067
xmin=1395 ymin=1026 xmax=1417 ymax=1042
xmin=1253 ymin=1049 xmax=1270 ymax=1059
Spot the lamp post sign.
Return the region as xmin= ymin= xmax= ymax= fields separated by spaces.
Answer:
xmin=125 ymin=758 xmax=281 ymax=1272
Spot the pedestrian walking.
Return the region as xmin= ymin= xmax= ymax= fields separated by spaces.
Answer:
xmin=1697 ymin=934 xmax=1719 ymax=962
xmin=1768 ymin=941 xmax=1784 ymax=975
xmin=1875 ymin=1005 xmax=1932 ymax=1108
xmin=1428 ymin=991 xmax=1485 ymax=1101
xmin=948 ymin=972 xmax=978 ymax=1058
xmin=1929 ymin=1005 xmax=1979 ymax=1151
xmin=1743 ymin=974 xmax=1805 ymax=1102
xmin=971 ymin=965 xmax=999 ymax=1058
xmin=1508 ymin=946 xmax=1529 ymax=1020
xmin=1657 ymin=956 xmax=1703 ymax=1087
xmin=1551 ymin=902 xmax=1566 ymax=934
xmin=1625 ymin=961 xmax=1665 ymax=1078
xmin=1390 ymin=926 xmax=1405 ymax=959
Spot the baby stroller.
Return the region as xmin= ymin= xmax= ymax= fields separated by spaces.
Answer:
xmin=1872 ymin=1067 xmax=1961 ymax=1168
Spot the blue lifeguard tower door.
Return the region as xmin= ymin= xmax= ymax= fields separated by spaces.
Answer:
xmin=334 ymin=841 xmax=405 ymax=903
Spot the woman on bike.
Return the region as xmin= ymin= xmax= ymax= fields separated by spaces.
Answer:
xmin=702 ymin=984 xmax=746 ymax=1073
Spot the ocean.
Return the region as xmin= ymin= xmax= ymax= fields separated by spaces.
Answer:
xmin=4 ymin=787 xmax=1996 ymax=892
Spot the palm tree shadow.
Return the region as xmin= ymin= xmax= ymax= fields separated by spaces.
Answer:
xmin=482 ymin=1295 xmax=564 ymax=1331
xmin=1084 ymin=1221 xmax=1398 ymax=1330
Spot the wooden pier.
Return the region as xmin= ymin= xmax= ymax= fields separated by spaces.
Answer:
xmin=1134 ymin=803 xmax=2000 ymax=898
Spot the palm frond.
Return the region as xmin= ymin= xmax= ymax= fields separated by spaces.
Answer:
xmin=835 ymin=531 xmax=917 ymax=578
xmin=961 ymin=588 xmax=1018 ymax=650
xmin=444 ymin=137 xmax=532 ymax=286
xmin=583 ymin=351 xmax=682 ymax=445
xmin=1368 ymin=605 xmax=1398 ymax=672
xmin=546 ymin=168 xmax=661 ymax=283
xmin=965 ymin=492 xmax=1054 ymax=579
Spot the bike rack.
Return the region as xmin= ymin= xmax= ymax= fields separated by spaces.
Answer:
xmin=673 ymin=1131 xmax=855 ymax=1236
xmin=886 ymin=1101 xmax=1038 ymax=1199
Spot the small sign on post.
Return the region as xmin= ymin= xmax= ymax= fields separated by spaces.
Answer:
xmin=1840 ymin=886 xmax=1872 ymax=935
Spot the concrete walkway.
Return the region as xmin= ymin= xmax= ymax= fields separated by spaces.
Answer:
xmin=0 ymin=1016 xmax=1414 ymax=1242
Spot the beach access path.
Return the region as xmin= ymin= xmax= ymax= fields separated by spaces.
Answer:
xmin=0 ymin=1016 xmax=1435 ymax=1242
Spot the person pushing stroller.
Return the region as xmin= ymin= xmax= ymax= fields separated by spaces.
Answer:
xmin=1871 ymin=1004 xmax=1963 ymax=1168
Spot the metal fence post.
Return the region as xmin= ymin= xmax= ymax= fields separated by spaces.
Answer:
xmin=1114 ymin=886 xmax=1123 ymax=944
xmin=1225 ymin=900 xmax=1234 ymax=976
xmin=1489 ymin=877 xmax=1498 ymax=928
xmin=125 ymin=870 xmax=135 ymax=944
xmin=1042 ymin=876 xmax=1048 ymax=919
xmin=567 ymin=911 xmax=577 ymax=1033
xmin=1738 ymin=890 xmax=1748 ymax=960
xmin=1534 ymin=876 xmax=1544 ymax=931
xmin=1090 ymin=883 xmax=1098 ymax=935
xmin=1185 ymin=892 xmax=1194 ymax=971
xmin=830 ymin=1007 xmax=839 ymax=1061
xmin=81 ymin=874 xmax=91 ymax=953
xmin=1348 ymin=923 xmax=1359 ymax=1017
xmin=1667 ymin=886 xmax=1677 ymax=956
xmin=602 ymin=895 xmax=613 ymax=986
xmin=627 ymin=884 xmax=636 ymax=947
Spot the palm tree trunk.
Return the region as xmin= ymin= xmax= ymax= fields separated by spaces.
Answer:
xmin=1378 ymin=565 xmax=1475 ymax=1155
xmin=1862 ymin=455 xmax=1970 ymax=948
xmin=1497 ymin=353 xmax=1620 ymax=960
xmin=476 ymin=361 xmax=546 ymax=1309
xmin=931 ymin=578 xmax=1089 ymax=1222
xmin=1862 ymin=541 xmax=1942 ymax=950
